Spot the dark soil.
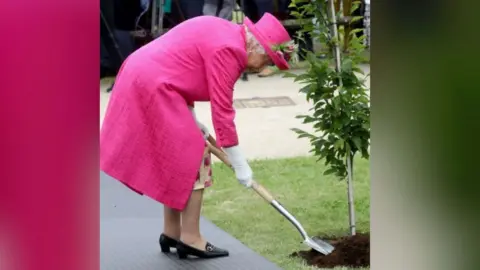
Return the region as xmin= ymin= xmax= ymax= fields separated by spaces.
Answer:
xmin=291 ymin=233 xmax=370 ymax=268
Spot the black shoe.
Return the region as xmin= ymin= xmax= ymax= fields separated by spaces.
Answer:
xmin=176 ymin=241 xmax=229 ymax=259
xmin=159 ymin=234 xmax=179 ymax=253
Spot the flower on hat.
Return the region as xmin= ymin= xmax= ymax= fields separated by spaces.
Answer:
xmin=272 ymin=40 xmax=299 ymax=63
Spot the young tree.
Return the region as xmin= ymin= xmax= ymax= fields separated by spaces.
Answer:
xmin=286 ymin=0 xmax=370 ymax=235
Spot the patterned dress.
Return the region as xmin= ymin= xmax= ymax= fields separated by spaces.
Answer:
xmin=193 ymin=145 xmax=213 ymax=190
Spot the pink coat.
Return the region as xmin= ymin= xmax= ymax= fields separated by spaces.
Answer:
xmin=100 ymin=16 xmax=247 ymax=211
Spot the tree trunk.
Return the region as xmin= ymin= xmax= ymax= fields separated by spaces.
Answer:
xmin=334 ymin=0 xmax=356 ymax=52
xmin=328 ymin=0 xmax=342 ymax=75
xmin=346 ymin=151 xmax=356 ymax=235
xmin=342 ymin=0 xmax=353 ymax=52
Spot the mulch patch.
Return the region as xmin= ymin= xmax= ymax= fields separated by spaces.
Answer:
xmin=291 ymin=233 xmax=370 ymax=268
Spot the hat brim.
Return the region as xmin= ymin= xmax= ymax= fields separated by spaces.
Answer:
xmin=244 ymin=17 xmax=290 ymax=70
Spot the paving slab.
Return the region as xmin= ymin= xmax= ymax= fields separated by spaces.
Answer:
xmin=101 ymin=171 xmax=282 ymax=270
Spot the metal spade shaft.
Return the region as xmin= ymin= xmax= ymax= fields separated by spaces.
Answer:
xmin=207 ymin=136 xmax=335 ymax=255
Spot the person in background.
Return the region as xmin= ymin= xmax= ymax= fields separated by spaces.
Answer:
xmin=363 ymin=0 xmax=370 ymax=48
xmin=203 ymin=0 xmax=236 ymax=20
xmin=203 ymin=0 xmax=250 ymax=81
xmin=100 ymin=0 xmax=125 ymax=83
xmin=100 ymin=13 xmax=297 ymax=260
xmin=178 ymin=0 xmax=205 ymax=19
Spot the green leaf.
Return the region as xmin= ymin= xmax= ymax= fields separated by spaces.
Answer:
xmin=341 ymin=59 xmax=353 ymax=73
xmin=333 ymin=119 xmax=342 ymax=130
xmin=320 ymin=92 xmax=333 ymax=99
xmin=299 ymin=133 xmax=315 ymax=139
xmin=333 ymin=96 xmax=341 ymax=109
xmin=350 ymin=16 xmax=364 ymax=24
xmin=313 ymin=108 xmax=325 ymax=117
xmin=314 ymin=100 xmax=325 ymax=108
xmin=323 ymin=168 xmax=337 ymax=176
xmin=294 ymin=73 xmax=312 ymax=82
xmin=301 ymin=116 xmax=316 ymax=124
xmin=334 ymin=138 xmax=344 ymax=150
xmin=352 ymin=137 xmax=363 ymax=151
xmin=315 ymin=139 xmax=326 ymax=148
xmin=290 ymin=128 xmax=306 ymax=134
xmin=361 ymin=146 xmax=370 ymax=159
xmin=358 ymin=96 xmax=370 ymax=104
xmin=281 ymin=72 xmax=298 ymax=78
xmin=299 ymin=85 xmax=311 ymax=94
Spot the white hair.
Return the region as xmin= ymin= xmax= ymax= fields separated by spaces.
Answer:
xmin=244 ymin=25 xmax=266 ymax=54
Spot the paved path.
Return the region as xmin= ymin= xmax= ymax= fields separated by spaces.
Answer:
xmin=100 ymin=65 xmax=370 ymax=160
xmin=101 ymin=171 xmax=281 ymax=270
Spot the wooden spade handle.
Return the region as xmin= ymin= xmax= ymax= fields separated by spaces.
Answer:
xmin=250 ymin=181 xmax=275 ymax=203
xmin=206 ymin=135 xmax=232 ymax=168
xmin=207 ymin=134 xmax=218 ymax=149
xmin=207 ymin=135 xmax=275 ymax=203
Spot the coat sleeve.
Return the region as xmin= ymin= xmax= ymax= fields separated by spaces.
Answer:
xmin=205 ymin=46 xmax=247 ymax=148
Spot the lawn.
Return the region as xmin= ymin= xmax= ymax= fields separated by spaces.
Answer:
xmin=202 ymin=156 xmax=370 ymax=270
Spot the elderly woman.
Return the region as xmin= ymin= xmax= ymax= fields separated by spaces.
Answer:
xmin=100 ymin=13 xmax=296 ymax=259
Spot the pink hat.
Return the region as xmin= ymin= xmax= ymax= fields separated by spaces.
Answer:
xmin=244 ymin=13 xmax=292 ymax=70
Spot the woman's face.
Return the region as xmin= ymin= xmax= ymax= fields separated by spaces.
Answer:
xmin=246 ymin=52 xmax=271 ymax=72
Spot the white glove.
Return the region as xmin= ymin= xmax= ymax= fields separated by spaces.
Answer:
xmin=223 ymin=145 xmax=253 ymax=188
xmin=188 ymin=106 xmax=209 ymax=140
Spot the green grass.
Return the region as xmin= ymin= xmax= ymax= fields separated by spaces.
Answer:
xmin=202 ymin=156 xmax=370 ymax=270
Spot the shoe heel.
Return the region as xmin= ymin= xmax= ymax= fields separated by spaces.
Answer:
xmin=160 ymin=242 xmax=171 ymax=253
xmin=177 ymin=249 xmax=188 ymax=259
